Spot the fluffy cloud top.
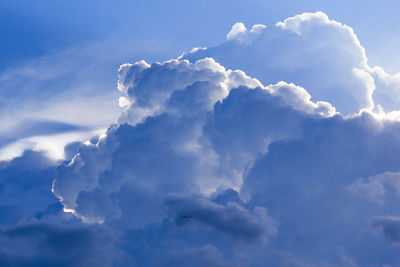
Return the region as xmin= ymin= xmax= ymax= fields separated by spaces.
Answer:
xmin=184 ymin=12 xmax=400 ymax=117
xmin=4 ymin=11 xmax=400 ymax=266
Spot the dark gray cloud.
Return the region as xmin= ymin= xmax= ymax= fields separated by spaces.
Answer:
xmin=166 ymin=193 xmax=276 ymax=242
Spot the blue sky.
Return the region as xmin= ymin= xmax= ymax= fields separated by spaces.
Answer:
xmin=2 ymin=1 xmax=400 ymax=266
xmin=2 ymin=0 xmax=400 ymax=70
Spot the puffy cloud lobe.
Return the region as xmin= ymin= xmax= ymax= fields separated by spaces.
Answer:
xmin=166 ymin=193 xmax=276 ymax=242
xmin=241 ymin=111 xmax=400 ymax=265
xmin=185 ymin=11 xmax=400 ymax=116
xmin=185 ymin=12 xmax=377 ymax=115
xmin=243 ymin=112 xmax=400 ymax=200
xmin=266 ymin=81 xmax=335 ymax=116
xmin=370 ymin=66 xmax=400 ymax=112
xmin=117 ymin=58 xmax=261 ymax=125
xmin=54 ymin=135 xmax=114 ymax=221
xmin=226 ymin=22 xmax=266 ymax=44
xmin=243 ymin=111 xmax=400 ymax=207
xmin=205 ymin=85 xmax=334 ymax=188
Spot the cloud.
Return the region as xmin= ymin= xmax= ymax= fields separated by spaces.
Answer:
xmin=0 ymin=119 xmax=86 ymax=148
xmin=0 ymin=149 xmax=132 ymax=266
xmin=184 ymin=11 xmax=400 ymax=117
xmin=226 ymin=23 xmax=266 ymax=44
xmin=0 ymin=150 xmax=60 ymax=224
xmin=239 ymin=110 xmax=400 ymax=265
xmin=117 ymin=57 xmax=262 ymax=125
xmin=166 ymin=193 xmax=276 ymax=242
xmin=183 ymin=12 xmax=374 ymax=115
xmin=49 ymin=13 xmax=400 ymax=263
xmin=0 ymin=223 xmax=127 ymax=267
xmin=6 ymin=10 xmax=400 ymax=266
xmin=53 ymin=56 xmax=334 ymax=228
xmin=0 ymin=21 xmax=187 ymax=161
xmin=167 ymin=245 xmax=227 ymax=267
xmin=370 ymin=66 xmax=400 ymax=112
xmin=348 ymin=172 xmax=400 ymax=204
xmin=369 ymin=216 xmax=400 ymax=244
xmin=0 ymin=128 xmax=105 ymax=161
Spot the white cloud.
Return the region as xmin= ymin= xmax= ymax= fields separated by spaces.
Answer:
xmin=7 ymin=10 xmax=400 ymax=266
xmin=0 ymin=128 xmax=106 ymax=161
xmin=184 ymin=11 xmax=400 ymax=116
xmin=348 ymin=172 xmax=400 ymax=204
xmin=53 ymin=56 xmax=335 ymax=228
xmin=226 ymin=22 xmax=266 ymax=44
xmin=370 ymin=66 xmax=400 ymax=112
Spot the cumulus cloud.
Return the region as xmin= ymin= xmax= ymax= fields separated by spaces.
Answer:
xmin=184 ymin=12 xmax=374 ymax=115
xmin=166 ymin=193 xmax=276 ymax=242
xmin=370 ymin=66 xmax=400 ymax=112
xmin=226 ymin=22 xmax=266 ymax=44
xmin=53 ymin=56 xmax=334 ymax=228
xmin=239 ymin=111 xmax=400 ymax=265
xmin=117 ymin=57 xmax=262 ymax=125
xmin=183 ymin=11 xmax=400 ymax=117
xmin=48 ymin=12 xmax=400 ymax=265
xmin=0 ymin=149 xmax=132 ymax=266
xmin=6 ymin=10 xmax=400 ymax=266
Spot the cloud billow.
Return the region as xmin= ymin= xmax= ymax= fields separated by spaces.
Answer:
xmin=53 ymin=56 xmax=335 ymax=229
xmin=166 ymin=193 xmax=276 ymax=243
xmin=5 ymin=11 xmax=400 ymax=266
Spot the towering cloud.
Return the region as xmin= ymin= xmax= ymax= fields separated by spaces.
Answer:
xmin=184 ymin=12 xmax=400 ymax=117
xmin=53 ymin=57 xmax=335 ymax=229
xmin=4 ymin=11 xmax=400 ymax=266
xmin=184 ymin=12 xmax=372 ymax=115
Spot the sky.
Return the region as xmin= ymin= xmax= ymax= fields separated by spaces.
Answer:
xmin=2 ymin=1 xmax=400 ymax=266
